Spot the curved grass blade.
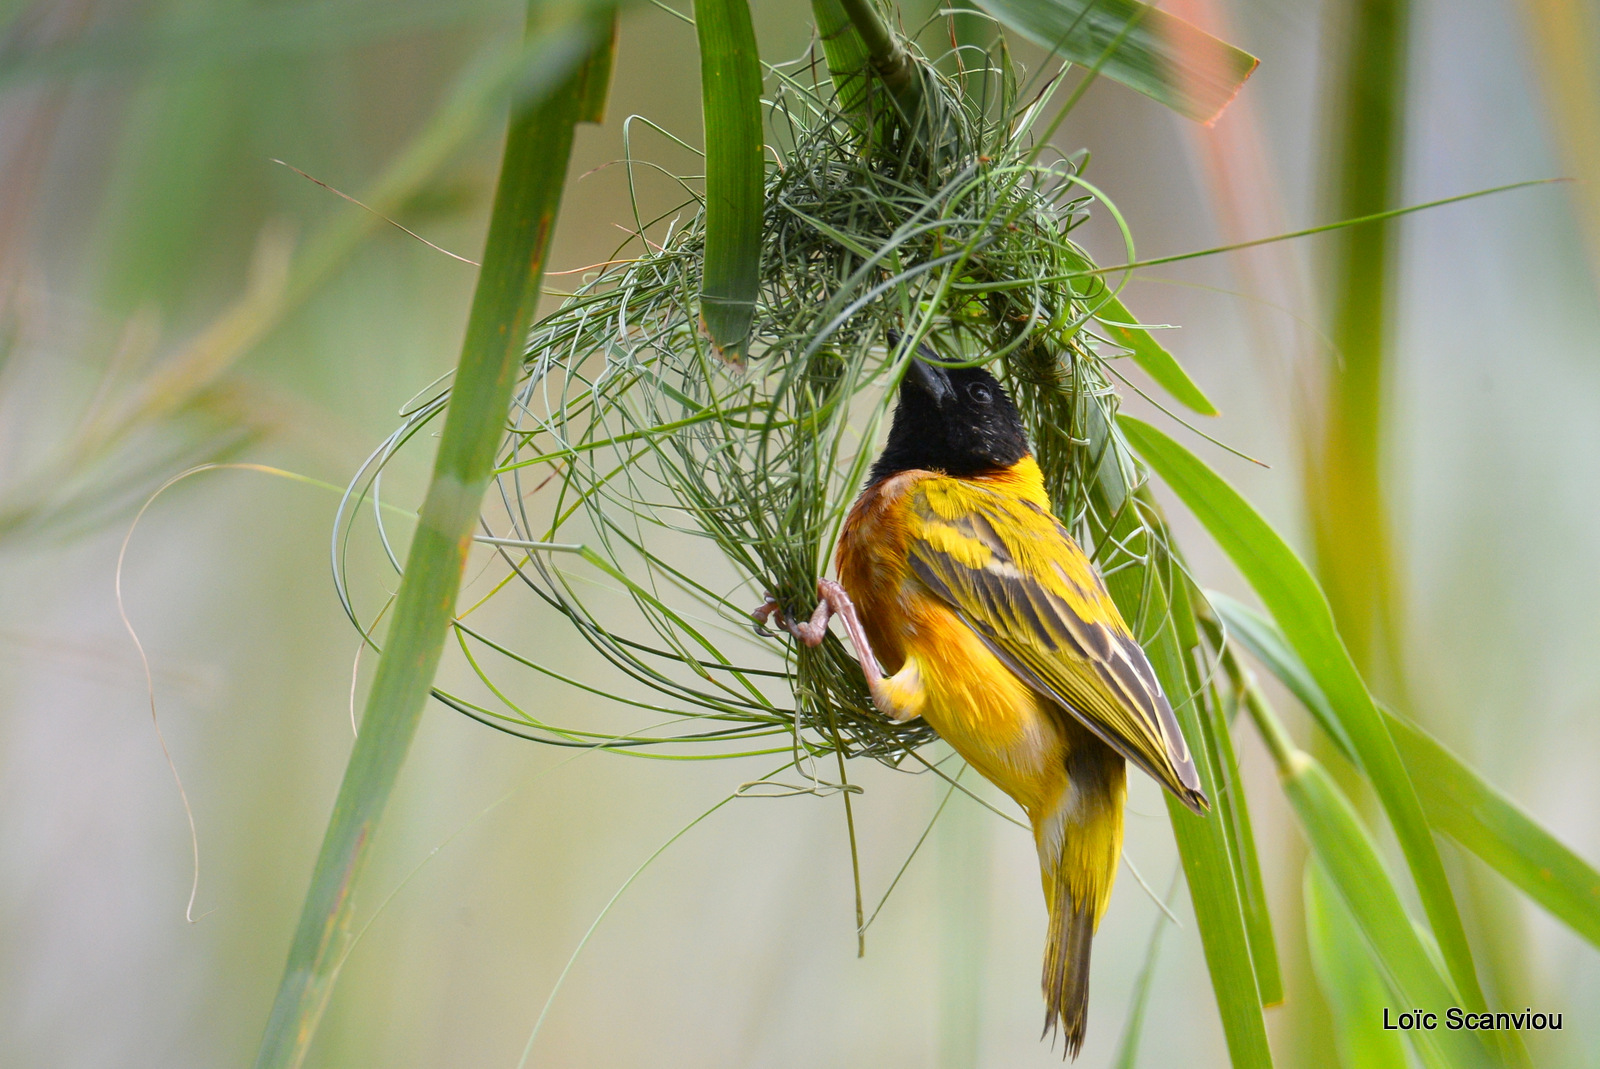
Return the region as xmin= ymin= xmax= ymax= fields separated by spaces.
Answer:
xmin=1067 ymin=246 xmax=1217 ymax=415
xmin=695 ymin=0 xmax=764 ymax=354
xmin=250 ymin=15 xmax=615 ymax=1069
xmin=1245 ymin=691 xmax=1494 ymax=1069
xmin=1120 ymin=414 xmax=1488 ymax=1013
xmin=1215 ymin=592 xmax=1600 ymax=951
xmin=973 ymin=0 xmax=1257 ymax=124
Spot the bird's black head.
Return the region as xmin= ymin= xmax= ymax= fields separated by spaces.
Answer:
xmin=869 ymin=335 xmax=1031 ymax=482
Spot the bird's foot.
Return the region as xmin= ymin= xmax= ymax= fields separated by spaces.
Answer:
xmin=754 ymin=583 xmax=915 ymax=720
xmin=751 ymin=582 xmax=875 ymax=657
xmin=749 ymin=592 xmax=831 ymax=646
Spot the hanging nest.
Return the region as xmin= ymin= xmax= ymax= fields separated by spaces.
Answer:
xmin=337 ymin=32 xmax=1196 ymax=785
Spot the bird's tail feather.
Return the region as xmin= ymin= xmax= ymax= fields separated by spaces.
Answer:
xmin=1041 ymin=881 xmax=1096 ymax=1059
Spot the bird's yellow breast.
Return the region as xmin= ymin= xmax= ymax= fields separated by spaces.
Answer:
xmin=837 ymin=458 xmax=1072 ymax=816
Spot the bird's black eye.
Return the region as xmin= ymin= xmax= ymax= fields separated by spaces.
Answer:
xmin=968 ymin=383 xmax=993 ymax=405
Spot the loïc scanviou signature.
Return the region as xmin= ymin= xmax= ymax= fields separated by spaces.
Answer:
xmin=1383 ymin=1007 xmax=1563 ymax=1031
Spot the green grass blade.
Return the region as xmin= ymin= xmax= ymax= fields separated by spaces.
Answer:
xmin=1246 ymin=696 xmax=1491 ymax=1068
xmin=811 ymin=0 xmax=873 ymax=117
xmin=1390 ymin=718 xmax=1600 ymax=948
xmin=1121 ymin=415 xmax=1487 ymax=1012
xmin=1149 ymin=647 xmax=1273 ymax=1069
xmin=1145 ymin=631 xmax=1273 ymax=1069
xmin=1209 ymin=591 xmax=1355 ymax=755
xmin=1081 ymin=413 xmax=1272 ymax=1068
xmin=1215 ymin=593 xmax=1600 ymax=951
xmin=1171 ymin=582 xmax=1281 ymax=1007
xmin=1066 ymin=249 xmax=1217 ymax=415
xmin=1304 ymin=863 xmax=1413 ymax=1069
xmin=1200 ymin=670 xmax=1282 ymax=1005
xmin=578 ymin=13 xmax=618 ymax=123
xmin=1309 ymin=0 xmax=1409 ymax=687
xmin=695 ymin=0 xmax=763 ymax=354
xmin=973 ymin=0 xmax=1257 ymax=123
xmin=249 ymin=15 xmax=612 ymax=1069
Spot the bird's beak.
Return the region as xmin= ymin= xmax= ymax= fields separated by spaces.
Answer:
xmin=907 ymin=356 xmax=954 ymax=406
xmin=888 ymin=331 xmax=954 ymax=405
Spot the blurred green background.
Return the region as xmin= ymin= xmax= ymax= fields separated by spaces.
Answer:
xmin=2 ymin=0 xmax=1597 ymax=1065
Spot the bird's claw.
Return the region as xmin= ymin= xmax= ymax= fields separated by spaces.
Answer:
xmin=749 ymin=588 xmax=833 ymax=647
xmin=751 ymin=596 xmax=780 ymax=629
xmin=750 ymin=595 xmax=793 ymax=639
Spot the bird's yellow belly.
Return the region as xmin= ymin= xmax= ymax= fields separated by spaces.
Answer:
xmin=902 ymin=607 xmax=1068 ymax=819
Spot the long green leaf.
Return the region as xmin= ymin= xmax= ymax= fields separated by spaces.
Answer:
xmin=1310 ymin=0 xmax=1409 ymax=685
xmin=973 ymin=0 xmax=1257 ymax=123
xmin=1140 ymin=596 xmax=1273 ymax=1069
xmin=1215 ymin=592 xmax=1600 ymax=951
xmin=810 ymin=0 xmax=874 ymax=117
xmin=695 ymin=0 xmax=763 ymax=353
xmin=1244 ymin=693 xmax=1491 ymax=1069
xmin=1120 ymin=415 xmax=1487 ymax=1013
xmin=1172 ymin=580 xmax=1281 ymax=1007
xmin=1066 ymin=249 xmax=1218 ymax=415
xmin=1201 ymin=666 xmax=1282 ymax=1005
xmin=1081 ymin=408 xmax=1273 ymax=1068
xmin=250 ymin=14 xmax=614 ymax=1069
xmin=1304 ymin=863 xmax=1412 ymax=1069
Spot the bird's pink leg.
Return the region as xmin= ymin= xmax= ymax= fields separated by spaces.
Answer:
xmin=809 ymin=580 xmax=884 ymax=687
xmin=750 ymin=581 xmax=882 ymax=677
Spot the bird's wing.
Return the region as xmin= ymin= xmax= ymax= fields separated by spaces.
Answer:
xmin=905 ymin=478 xmax=1208 ymax=812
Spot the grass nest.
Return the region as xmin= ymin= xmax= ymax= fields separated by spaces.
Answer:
xmin=340 ymin=34 xmax=1188 ymax=789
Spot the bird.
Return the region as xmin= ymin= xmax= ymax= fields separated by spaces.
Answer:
xmin=755 ymin=336 xmax=1208 ymax=1057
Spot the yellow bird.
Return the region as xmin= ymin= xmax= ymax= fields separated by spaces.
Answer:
xmin=762 ymin=342 xmax=1208 ymax=1056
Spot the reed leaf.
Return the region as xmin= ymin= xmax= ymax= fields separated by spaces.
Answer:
xmin=1215 ymin=592 xmax=1600 ymax=951
xmin=1068 ymin=405 xmax=1273 ymax=1067
xmin=1120 ymin=414 xmax=1488 ymax=1013
xmin=695 ymin=0 xmax=763 ymax=352
xmin=1194 ymin=617 xmax=1282 ymax=1005
xmin=1244 ymin=688 xmax=1494 ymax=1068
xmin=250 ymin=14 xmax=614 ymax=1068
xmin=1309 ymin=0 xmax=1409 ymax=690
xmin=974 ymin=0 xmax=1257 ymax=123
xmin=1304 ymin=863 xmax=1413 ymax=1069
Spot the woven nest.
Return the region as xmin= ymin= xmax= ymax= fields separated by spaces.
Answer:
xmin=339 ymin=35 xmax=1183 ymax=788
